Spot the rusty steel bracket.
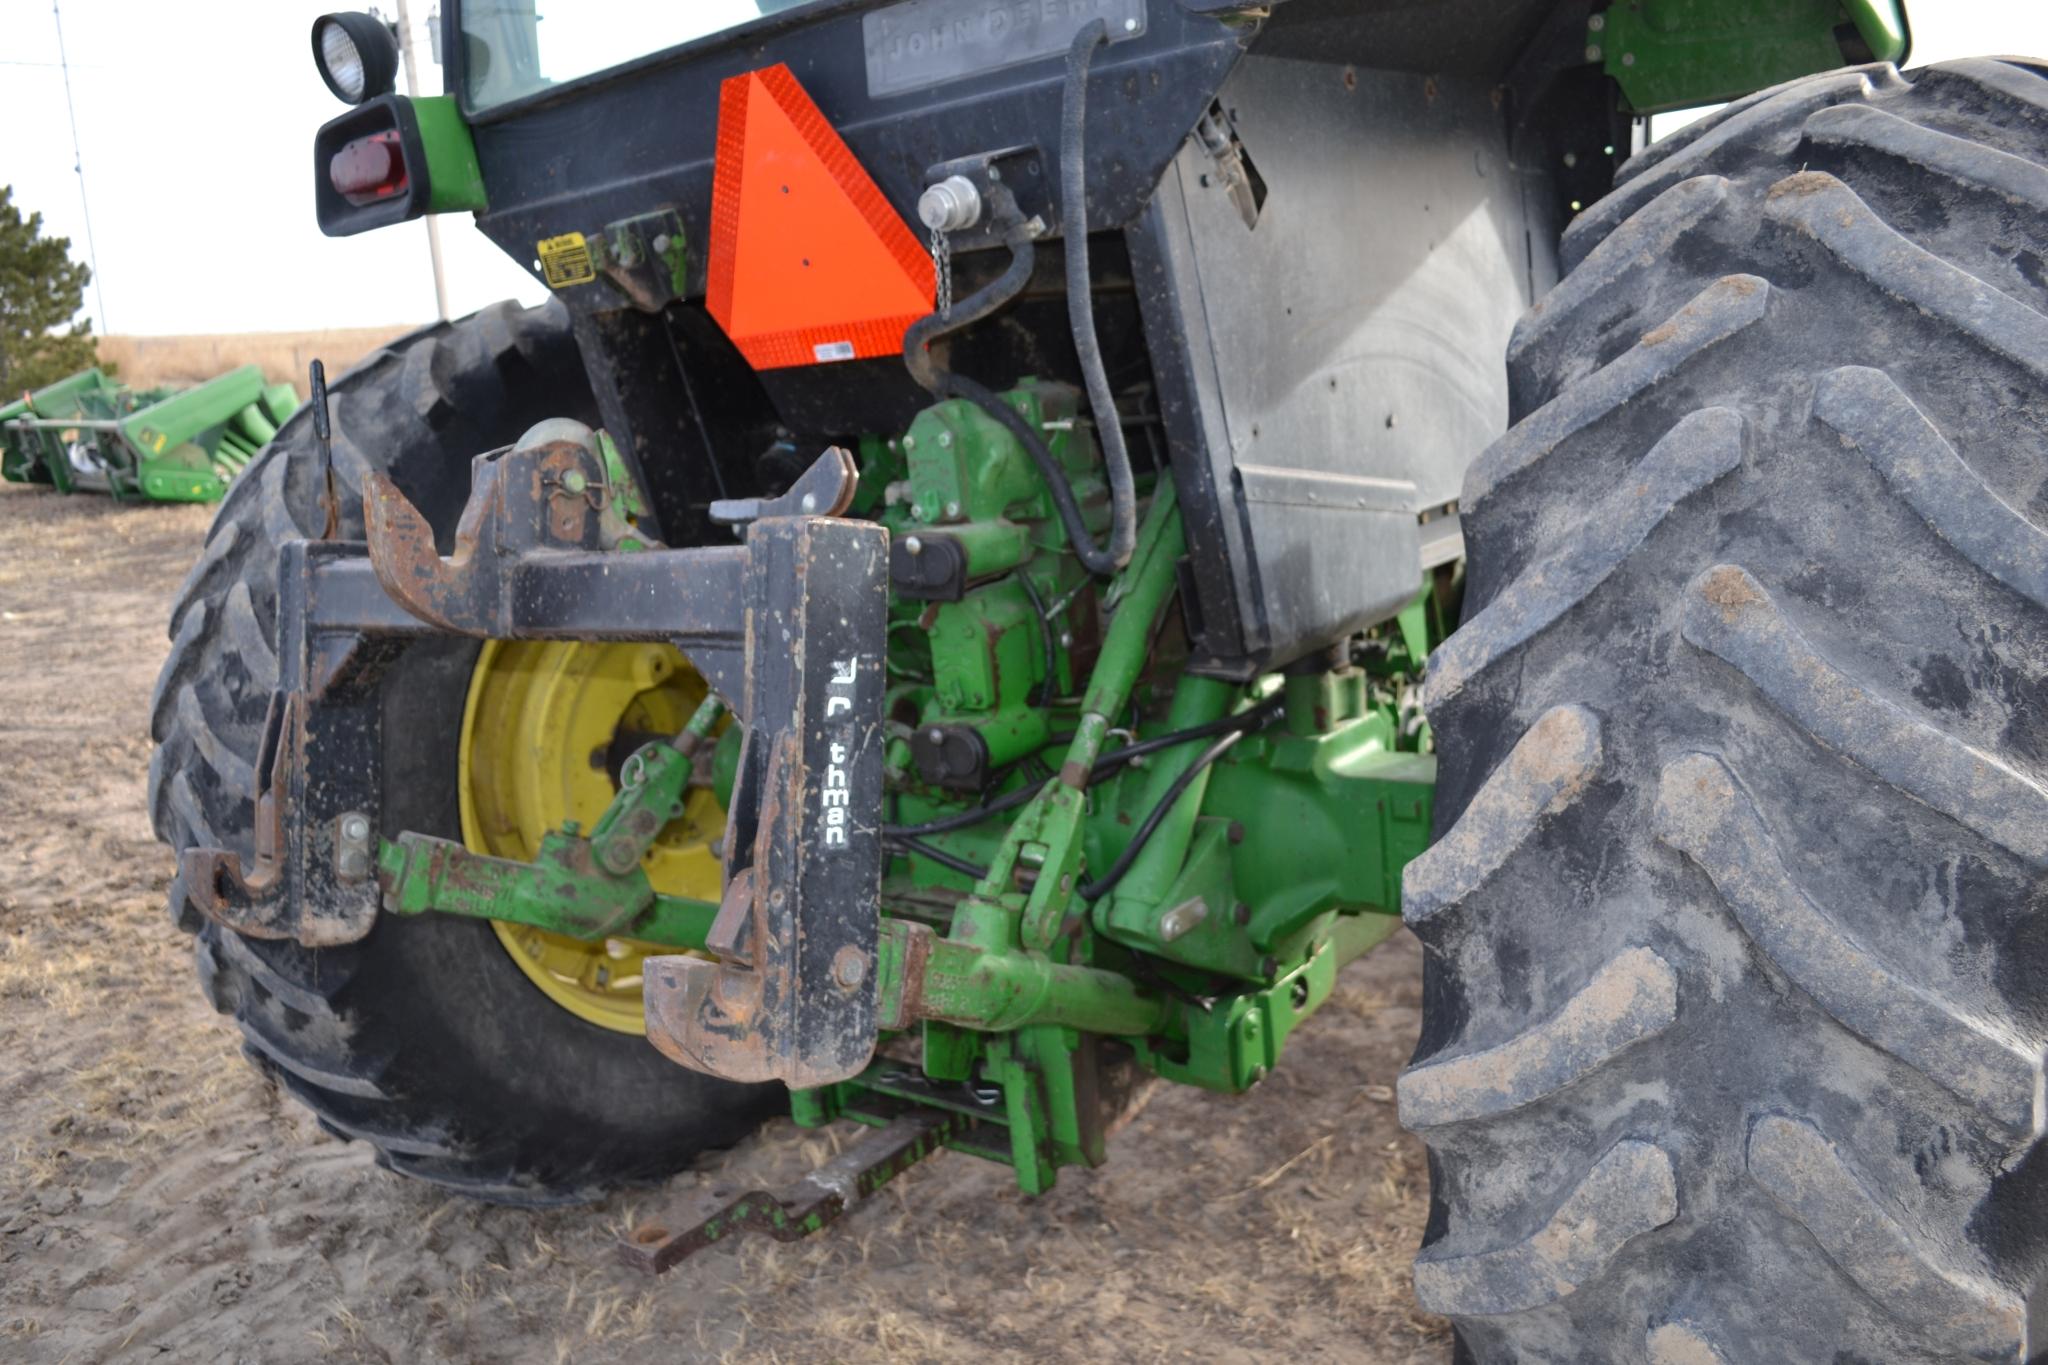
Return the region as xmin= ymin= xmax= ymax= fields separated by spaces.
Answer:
xmin=641 ymin=501 xmax=890 ymax=1088
xmin=178 ymin=538 xmax=431 ymax=945
xmin=707 ymin=444 xmax=857 ymax=526
xmin=617 ymin=1109 xmax=957 ymax=1275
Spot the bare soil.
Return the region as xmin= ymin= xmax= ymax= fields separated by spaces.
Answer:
xmin=0 ymin=481 xmax=1448 ymax=1365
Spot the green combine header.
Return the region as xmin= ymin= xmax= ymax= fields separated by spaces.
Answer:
xmin=1 ymin=365 xmax=298 ymax=503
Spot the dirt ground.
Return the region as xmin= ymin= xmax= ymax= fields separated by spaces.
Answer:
xmin=0 ymin=481 xmax=1448 ymax=1365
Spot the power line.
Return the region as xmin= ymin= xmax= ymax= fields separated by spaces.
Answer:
xmin=392 ymin=0 xmax=450 ymax=320
xmin=51 ymin=0 xmax=107 ymax=335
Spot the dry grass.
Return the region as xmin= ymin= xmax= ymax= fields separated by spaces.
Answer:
xmin=99 ymin=326 xmax=418 ymax=389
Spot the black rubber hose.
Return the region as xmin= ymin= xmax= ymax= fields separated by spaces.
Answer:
xmin=897 ymin=21 xmax=1137 ymax=576
xmin=881 ymin=694 xmax=1283 ymax=840
xmin=1017 ymin=570 xmax=1059 ymax=705
xmin=900 ymin=190 xmax=1036 ymax=390
xmin=887 ymin=834 xmax=991 ymax=881
xmin=1078 ymin=727 xmax=1248 ymax=903
xmin=1060 ymin=17 xmax=1136 ymax=570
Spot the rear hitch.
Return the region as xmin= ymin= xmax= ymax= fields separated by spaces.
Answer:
xmin=182 ymin=420 xmax=891 ymax=1088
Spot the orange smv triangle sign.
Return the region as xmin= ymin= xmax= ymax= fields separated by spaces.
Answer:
xmin=707 ymin=65 xmax=935 ymax=371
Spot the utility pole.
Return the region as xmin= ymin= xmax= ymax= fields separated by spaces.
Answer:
xmin=51 ymin=0 xmax=107 ymax=333
xmin=391 ymin=0 xmax=450 ymax=320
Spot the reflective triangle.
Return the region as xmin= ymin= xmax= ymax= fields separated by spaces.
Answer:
xmin=707 ymin=65 xmax=934 ymax=371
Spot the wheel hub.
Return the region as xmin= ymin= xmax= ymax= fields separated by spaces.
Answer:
xmin=458 ymin=639 xmax=726 ymax=1033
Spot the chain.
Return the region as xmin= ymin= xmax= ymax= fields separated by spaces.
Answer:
xmin=930 ymin=225 xmax=952 ymax=316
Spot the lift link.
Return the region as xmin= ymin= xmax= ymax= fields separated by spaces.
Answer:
xmin=180 ymin=424 xmax=891 ymax=1098
xmin=380 ymin=692 xmax=730 ymax=940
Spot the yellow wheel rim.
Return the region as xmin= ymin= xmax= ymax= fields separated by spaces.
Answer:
xmin=459 ymin=640 xmax=726 ymax=1034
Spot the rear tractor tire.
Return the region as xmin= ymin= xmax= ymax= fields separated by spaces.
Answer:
xmin=149 ymin=300 xmax=778 ymax=1202
xmin=1404 ymin=59 xmax=2048 ymax=1359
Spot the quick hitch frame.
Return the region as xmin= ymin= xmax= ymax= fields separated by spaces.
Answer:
xmin=179 ymin=425 xmax=891 ymax=1088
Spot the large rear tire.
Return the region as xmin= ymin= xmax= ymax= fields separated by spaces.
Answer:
xmin=149 ymin=300 xmax=777 ymax=1202
xmin=1403 ymin=59 xmax=2048 ymax=1359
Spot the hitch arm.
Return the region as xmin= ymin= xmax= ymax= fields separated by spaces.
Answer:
xmin=182 ymin=428 xmax=891 ymax=1090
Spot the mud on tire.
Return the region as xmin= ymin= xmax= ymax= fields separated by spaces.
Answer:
xmin=1402 ymin=59 xmax=2048 ymax=1360
xmin=149 ymin=300 xmax=777 ymax=1202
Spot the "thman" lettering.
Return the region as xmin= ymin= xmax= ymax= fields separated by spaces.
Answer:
xmin=820 ymin=659 xmax=859 ymax=848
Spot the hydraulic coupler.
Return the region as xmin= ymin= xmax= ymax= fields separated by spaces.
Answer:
xmin=179 ymin=421 xmax=889 ymax=1087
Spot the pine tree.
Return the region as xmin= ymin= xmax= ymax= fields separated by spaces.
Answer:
xmin=0 ymin=185 xmax=101 ymax=396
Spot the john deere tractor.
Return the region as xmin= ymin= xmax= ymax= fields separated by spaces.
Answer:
xmin=151 ymin=1 xmax=2048 ymax=1357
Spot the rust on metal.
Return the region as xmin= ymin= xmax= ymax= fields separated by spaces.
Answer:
xmin=180 ymin=688 xmax=378 ymax=948
xmin=643 ymin=736 xmax=804 ymax=1084
xmin=706 ymin=445 xmax=860 ymax=525
xmin=617 ymin=1109 xmax=956 ymax=1275
xmin=878 ymin=918 xmax=933 ymax=1030
xmin=361 ymin=436 xmax=611 ymax=636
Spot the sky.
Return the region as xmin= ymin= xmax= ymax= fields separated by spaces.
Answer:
xmin=1 ymin=0 xmax=2045 ymax=336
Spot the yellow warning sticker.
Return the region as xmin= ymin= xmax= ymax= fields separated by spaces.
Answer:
xmin=537 ymin=232 xmax=597 ymax=288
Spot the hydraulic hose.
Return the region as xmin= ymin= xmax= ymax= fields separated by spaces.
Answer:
xmin=1060 ymin=18 xmax=1137 ymax=570
xmin=882 ymin=693 xmax=1284 ymax=841
xmin=898 ymin=18 xmax=1138 ymax=575
xmin=1077 ymin=727 xmax=1248 ymax=902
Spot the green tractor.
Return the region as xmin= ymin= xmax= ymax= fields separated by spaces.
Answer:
xmin=151 ymin=1 xmax=2048 ymax=1357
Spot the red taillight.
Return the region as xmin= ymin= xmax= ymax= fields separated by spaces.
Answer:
xmin=329 ymin=130 xmax=407 ymax=206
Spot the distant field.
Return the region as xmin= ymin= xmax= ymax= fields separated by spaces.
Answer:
xmin=99 ymin=325 xmax=419 ymax=390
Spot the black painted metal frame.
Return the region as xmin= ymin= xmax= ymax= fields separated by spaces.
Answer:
xmin=407 ymin=0 xmax=1624 ymax=673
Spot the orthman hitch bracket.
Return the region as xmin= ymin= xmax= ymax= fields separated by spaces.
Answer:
xmin=180 ymin=423 xmax=891 ymax=1088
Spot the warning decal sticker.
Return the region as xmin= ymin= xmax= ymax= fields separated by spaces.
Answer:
xmin=537 ymin=232 xmax=597 ymax=288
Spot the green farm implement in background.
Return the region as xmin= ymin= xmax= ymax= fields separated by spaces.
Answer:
xmin=1 ymin=365 xmax=298 ymax=503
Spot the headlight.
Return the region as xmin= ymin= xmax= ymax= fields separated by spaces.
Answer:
xmin=312 ymin=12 xmax=399 ymax=106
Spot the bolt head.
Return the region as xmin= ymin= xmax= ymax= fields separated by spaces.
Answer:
xmin=832 ymin=946 xmax=868 ymax=990
xmin=1587 ymin=12 xmax=1605 ymax=30
xmin=1123 ymin=16 xmax=1137 ymax=30
xmin=340 ymin=814 xmax=370 ymax=842
xmin=1586 ymin=43 xmax=1603 ymax=61
xmin=937 ymin=430 xmax=953 ymax=448
xmin=800 ymin=492 xmax=818 ymax=512
xmin=1621 ymin=51 xmax=1635 ymax=66
xmin=1156 ymin=898 xmax=1209 ymax=942
xmin=903 ymin=535 xmax=923 ymax=555
xmin=944 ymin=501 xmax=961 ymax=520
